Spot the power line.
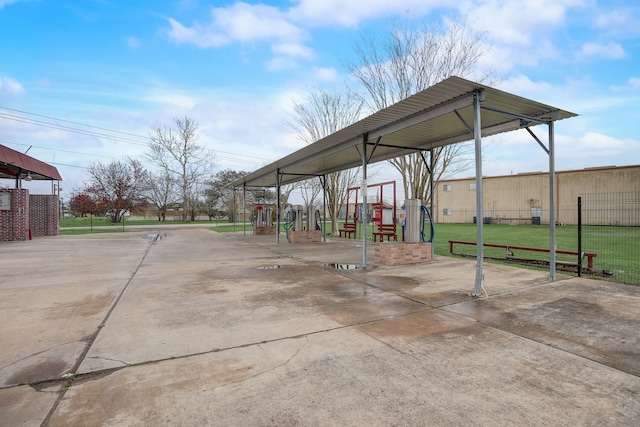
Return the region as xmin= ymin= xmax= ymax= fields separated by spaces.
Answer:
xmin=0 ymin=112 xmax=149 ymax=146
xmin=0 ymin=106 xmax=149 ymax=139
xmin=0 ymin=140 xmax=118 ymax=160
xmin=51 ymin=162 xmax=90 ymax=170
xmin=0 ymin=107 xmax=275 ymax=164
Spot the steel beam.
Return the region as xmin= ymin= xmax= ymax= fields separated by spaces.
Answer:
xmin=472 ymin=90 xmax=485 ymax=297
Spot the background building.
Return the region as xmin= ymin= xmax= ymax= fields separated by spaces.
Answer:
xmin=435 ymin=165 xmax=640 ymax=226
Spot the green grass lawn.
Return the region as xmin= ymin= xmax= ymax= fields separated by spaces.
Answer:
xmin=60 ymin=216 xmax=224 ymax=228
xmin=61 ymin=217 xmax=637 ymax=285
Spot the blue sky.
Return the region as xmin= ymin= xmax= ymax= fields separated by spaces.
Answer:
xmin=1 ymin=0 xmax=639 ymax=200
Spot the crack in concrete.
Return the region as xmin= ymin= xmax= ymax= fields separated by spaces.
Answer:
xmin=40 ymin=238 xmax=158 ymax=427
xmin=85 ymin=356 xmax=131 ymax=367
xmin=202 ymin=336 xmax=309 ymax=393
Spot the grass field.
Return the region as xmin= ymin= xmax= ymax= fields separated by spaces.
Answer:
xmin=59 ymin=218 xmax=637 ymax=285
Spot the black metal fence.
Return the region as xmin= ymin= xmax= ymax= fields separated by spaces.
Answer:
xmin=579 ymin=192 xmax=640 ymax=285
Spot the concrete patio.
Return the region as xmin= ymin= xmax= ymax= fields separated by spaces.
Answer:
xmin=1 ymin=228 xmax=638 ymax=426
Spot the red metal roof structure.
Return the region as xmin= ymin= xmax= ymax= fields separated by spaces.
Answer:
xmin=0 ymin=144 xmax=63 ymax=182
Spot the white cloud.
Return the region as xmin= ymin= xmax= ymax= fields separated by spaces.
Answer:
xmin=499 ymin=74 xmax=555 ymax=97
xmin=458 ymin=0 xmax=585 ymax=69
xmin=313 ymin=67 xmax=338 ymax=81
xmin=629 ymin=78 xmax=640 ymax=90
xmin=0 ymin=75 xmax=25 ymax=95
xmin=290 ymin=0 xmax=442 ymax=27
xmin=167 ymin=17 xmax=226 ymax=48
xmin=167 ymin=2 xmax=306 ymax=48
xmin=0 ymin=0 xmax=23 ymax=9
xmin=482 ymin=129 xmax=640 ymax=177
xmin=266 ymin=57 xmax=299 ymax=72
xmin=594 ymin=7 xmax=640 ymax=37
xmin=272 ymin=42 xmax=314 ymax=59
xmin=563 ymin=132 xmax=638 ymax=161
xmin=145 ymin=92 xmax=197 ymax=110
xmin=461 ymin=0 xmax=582 ymax=46
xmin=579 ymin=42 xmax=625 ymax=59
xmin=126 ymin=36 xmax=141 ymax=49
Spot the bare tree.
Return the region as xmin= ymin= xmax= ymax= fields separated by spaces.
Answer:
xmin=148 ymin=116 xmax=214 ymax=221
xmin=346 ymin=19 xmax=493 ymax=203
xmin=276 ymin=184 xmax=297 ymax=220
xmin=298 ymin=178 xmax=322 ymax=209
xmin=186 ymin=179 xmax=207 ymax=221
xmin=289 ymin=87 xmax=364 ymax=235
xmin=148 ymin=172 xmax=177 ymax=221
xmin=84 ymin=158 xmax=151 ymax=223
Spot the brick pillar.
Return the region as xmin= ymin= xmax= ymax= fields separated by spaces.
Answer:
xmin=0 ymin=189 xmax=29 ymax=241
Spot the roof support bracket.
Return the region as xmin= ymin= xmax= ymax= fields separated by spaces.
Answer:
xmin=454 ymin=109 xmax=474 ymax=136
xmin=419 ymin=151 xmax=432 ymax=175
xmin=525 ymin=127 xmax=549 ymax=154
xmin=367 ymin=136 xmax=382 ymax=163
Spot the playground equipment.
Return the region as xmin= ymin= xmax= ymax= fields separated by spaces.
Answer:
xmin=341 ymin=181 xmax=397 ymax=241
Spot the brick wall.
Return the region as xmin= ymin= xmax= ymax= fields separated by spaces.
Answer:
xmin=0 ymin=189 xmax=29 ymax=241
xmin=29 ymin=194 xmax=59 ymax=237
xmin=374 ymin=242 xmax=432 ymax=266
xmin=253 ymin=226 xmax=276 ymax=235
xmin=289 ymin=230 xmax=321 ymax=243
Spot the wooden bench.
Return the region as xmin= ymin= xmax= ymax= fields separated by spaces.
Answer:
xmin=339 ymin=222 xmax=357 ymax=238
xmin=448 ymin=240 xmax=597 ymax=269
xmin=373 ymin=223 xmax=397 ymax=242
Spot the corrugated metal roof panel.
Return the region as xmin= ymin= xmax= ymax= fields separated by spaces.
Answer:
xmin=0 ymin=144 xmax=63 ymax=181
xmin=231 ymin=76 xmax=577 ymax=188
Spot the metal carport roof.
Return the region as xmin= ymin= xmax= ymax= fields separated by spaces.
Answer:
xmin=0 ymin=144 xmax=63 ymax=182
xmin=231 ymin=76 xmax=575 ymax=188
xmin=231 ymin=76 xmax=577 ymax=297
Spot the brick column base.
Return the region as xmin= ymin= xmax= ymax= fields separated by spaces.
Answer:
xmin=374 ymin=242 xmax=432 ymax=265
xmin=289 ymin=230 xmax=321 ymax=243
xmin=253 ymin=226 xmax=276 ymax=235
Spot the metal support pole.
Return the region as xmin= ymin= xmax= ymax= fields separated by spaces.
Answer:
xmin=430 ymin=148 xmax=435 ymax=259
xmin=276 ymin=170 xmax=281 ymax=243
xmin=472 ymin=90 xmax=485 ymax=297
xmin=242 ymin=185 xmax=246 ymax=236
xmin=577 ymin=196 xmax=582 ymax=277
xmin=549 ymin=121 xmax=556 ymax=280
xmin=321 ymin=174 xmax=327 ymax=242
xmin=362 ymin=133 xmax=368 ymax=268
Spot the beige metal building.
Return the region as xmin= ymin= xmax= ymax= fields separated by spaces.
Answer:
xmin=435 ymin=164 xmax=640 ymax=225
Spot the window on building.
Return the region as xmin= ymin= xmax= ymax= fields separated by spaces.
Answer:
xmin=443 ymin=208 xmax=452 ymax=216
xmin=469 ymin=183 xmax=476 ymax=191
xmin=443 ymin=184 xmax=452 ymax=192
